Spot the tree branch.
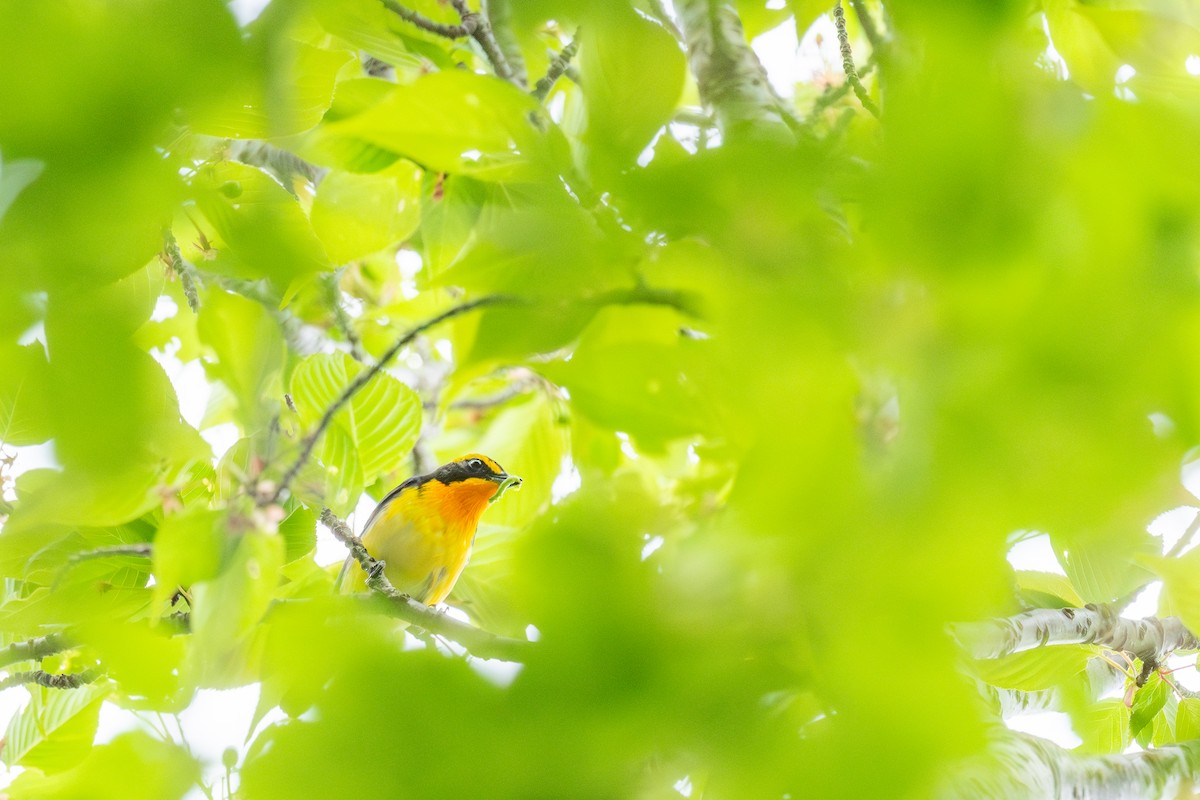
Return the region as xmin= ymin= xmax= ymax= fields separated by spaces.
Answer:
xmin=269 ymin=295 xmax=514 ymax=505
xmin=0 ymin=668 xmax=101 ymax=692
xmin=531 ymin=31 xmax=580 ymax=102
xmin=675 ymin=0 xmax=798 ymax=141
xmin=54 ymin=545 xmax=153 ymax=589
xmin=952 ymin=605 xmax=1200 ymax=663
xmin=319 ymin=508 xmax=534 ymax=661
xmin=945 ymin=732 xmax=1200 ymax=800
xmin=834 ymin=2 xmax=880 ymax=119
xmin=484 ymin=0 xmax=527 ymax=88
xmin=848 ymin=0 xmax=885 ymax=54
xmin=0 ymin=635 xmax=71 ymax=670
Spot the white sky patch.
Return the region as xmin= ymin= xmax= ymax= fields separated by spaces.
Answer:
xmin=551 ymin=456 xmax=581 ymax=502
xmin=752 ymin=18 xmax=801 ymax=99
xmin=16 ymin=320 xmax=45 ymax=348
xmin=229 ymin=0 xmax=270 ymax=25
xmin=1120 ymin=581 xmax=1162 ymax=620
xmin=1005 ymin=711 xmax=1082 ymax=749
xmin=201 ymin=423 xmax=240 ymax=461
xmin=1006 ymin=532 xmax=1065 ymax=575
xmin=641 ymin=534 xmax=665 ymax=561
xmin=1187 ymin=54 xmax=1200 ymax=76
xmin=674 ymin=775 xmax=694 ymax=797
xmin=151 ymin=295 xmax=179 ymax=322
xmin=1148 ymin=506 xmax=1198 ymax=555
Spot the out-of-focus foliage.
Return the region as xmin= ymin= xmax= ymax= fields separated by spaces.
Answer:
xmin=1 ymin=0 xmax=1200 ymax=797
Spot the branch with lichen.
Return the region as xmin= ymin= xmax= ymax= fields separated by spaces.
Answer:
xmin=834 ymin=2 xmax=881 ymax=119
xmin=952 ymin=604 xmax=1200 ymax=665
xmin=319 ymin=508 xmax=533 ymax=661
xmin=484 ymin=0 xmax=527 ymax=88
xmin=0 ymin=635 xmax=71 ymax=670
xmin=532 ymin=31 xmax=580 ymax=101
xmin=0 ymin=668 xmax=101 ymax=692
xmin=674 ymin=0 xmax=799 ymax=141
xmin=162 ymin=228 xmax=200 ymax=313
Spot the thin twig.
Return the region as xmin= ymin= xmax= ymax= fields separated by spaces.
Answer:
xmin=833 ymin=2 xmax=880 ymax=119
xmin=382 ymin=0 xmax=478 ymax=38
xmin=54 ymin=545 xmax=153 ymax=589
xmin=532 ymin=31 xmax=580 ymax=101
xmin=0 ymin=668 xmax=102 ymax=692
xmin=319 ymin=509 xmax=533 ymax=661
xmin=848 ymin=0 xmax=885 ymax=53
xmin=268 ymin=296 xmax=514 ymax=505
xmin=449 ymin=0 xmax=517 ymax=85
xmin=0 ymin=635 xmax=71 ymax=670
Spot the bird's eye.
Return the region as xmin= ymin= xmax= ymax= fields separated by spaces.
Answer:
xmin=466 ymin=458 xmax=485 ymax=471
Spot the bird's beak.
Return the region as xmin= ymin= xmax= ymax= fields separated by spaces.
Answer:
xmin=489 ymin=473 xmax=522 ymax=503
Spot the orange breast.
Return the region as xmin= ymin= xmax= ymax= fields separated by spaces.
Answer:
xmin=349 ymin=478 xmax=496 ymax=605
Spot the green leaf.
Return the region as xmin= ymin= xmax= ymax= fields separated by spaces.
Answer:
xmin=1177 ymin=696 xmax=1200 ymax=741
xmin=196 ymin=289 xmax=285 ymax=431
xmin=1131 ymin=672 xmax=1169 ymax=740
xmin=310 ymin=164 xmax=423 ymax=264
xmin=3 ymin=731 xmax=198 ymax=800
xmin=2 ymin=682 xmax=109 ymax=772
xmin=580 ymin=5 xmax=685 ymax=171
xmin=1146 ymin=548 xmax=1200 ymax=634
xmin=189 ymin=531 xmax=285 ymax=688
xmin=192 ymin=161 xmax=331 ymax=285
xmin=1076 ymin=698 xmax=1130 ymax=755
xmin=191 ymin=41 xmax=352 ymax=138
xmin=969 ymin=645 xmax=1092 ymax=691
xmin=1014 ymin=570 xmax=1084 ymax=608
xmin=325 ymin=70 xmax=568 ymax=181
xmin=279 ymin=504 xmax=317 ymax=563
xmin=289 ymin=352 xmax=423 ymax=485
xmin=151 ymin=508 xmax=229 ymax=616
xmin=539 ymin=305 xmax=716 ymax=448
xmin=0 ymin=342 xmax=52 ymax=445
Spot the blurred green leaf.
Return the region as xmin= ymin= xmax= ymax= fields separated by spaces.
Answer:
xmin=197 ymin=289 xmax=285 ymax=431
xmin=0 ymin=342 xmax=52 ymax=445
xmin=580 ymin=4 xmax=685 ymax=171
xmin=3 ymin=731 xmax=198 ymax=800
xmin=1177 ymin=696 xmax=1200 ymax=741
xmin=1014 ymin=570 xmax=1084 ymax=609
xmin=2 ymin=682 xmax=109 ymax=773
xmin=191 ymin=40 xmax=352 ymax=138
xmin=310 ymin=165 xmax=423 ymax=264
xmin=1076 ymin=698 xmax=1131 ymax=755
xmin=323 ymin=71 xmax=568 ymax=181
xmin=969 ymin=645 xmax=1092 ymax=691
xmin=189 ymin=531 xmax=284 ymax=688
xmin=192 ymin=161 xmax=331 ymax=285
xmin=151 ymin=508 xmax=229 ymax=616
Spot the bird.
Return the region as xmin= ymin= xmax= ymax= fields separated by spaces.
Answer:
xmin=337 ymin=453 xmax=520 ymax=604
